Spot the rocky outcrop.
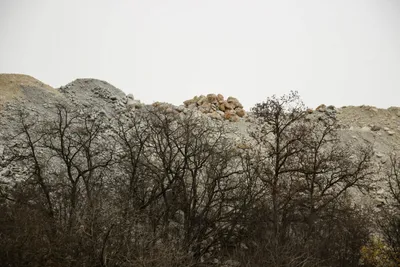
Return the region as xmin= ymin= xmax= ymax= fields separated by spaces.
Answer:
xmin=183 ymin=94 xmax=246 ymax=121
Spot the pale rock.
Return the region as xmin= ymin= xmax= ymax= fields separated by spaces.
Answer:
xmin=175 ymin=105 xmax=185 ymax=112
xmin=316 ymin=104 xmax=326 ymax=112
xmin=371 ymin=125 xmax=381 ymax=131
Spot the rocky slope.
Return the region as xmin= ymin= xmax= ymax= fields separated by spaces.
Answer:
xmin=0 ymin=74 xmax=398 ymax=209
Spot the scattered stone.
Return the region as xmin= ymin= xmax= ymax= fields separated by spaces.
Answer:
xmin=371 ymin=125 xmax=381 ymax=131
xmin=388 ymin=131 xmax=395 ymax=136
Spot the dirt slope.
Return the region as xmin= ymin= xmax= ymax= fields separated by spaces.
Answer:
xmin=0 ymin=74 xmax=58 ymax=107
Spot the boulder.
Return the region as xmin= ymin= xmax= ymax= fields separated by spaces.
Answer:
xmin=227 ymin=96 xmax=238 ymax=104
xmin=199 ymin=102 xmax=212 ymax=113
xmin=207 ymin=94 xmax=218 ymax=104
xmin=227 ymin=96 xmax=243 ymax=108
xmin=224 ymin=110 xmax=239 ymax=122
xmin=224 ymin=110 xmax=235 ymax=120
xmin=197 ymin=95 xmax=207 ymax=106
xmin=235 ymin=108 xmax=245 ymax=118
xmin=316 ymin=104 xmax=326 ymax=112
xmin=183 ymin=99 xmax=195 ymax=107
xmin=224 ymin=101 xmax=234 ymax=110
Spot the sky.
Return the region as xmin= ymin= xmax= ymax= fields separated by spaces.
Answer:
xmin=0 ymin=0 xmax=399 ymax=110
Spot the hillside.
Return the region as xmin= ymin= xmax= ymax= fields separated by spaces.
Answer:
xmin=1 ymin=74 xmax=400 ymax=267
xmin=0 ymin=74 xmax=59 ymax=107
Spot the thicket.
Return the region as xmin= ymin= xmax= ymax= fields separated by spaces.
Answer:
xmin=0 ymin=92 xmax=399 ymax=266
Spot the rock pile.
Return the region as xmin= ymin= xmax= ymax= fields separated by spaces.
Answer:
xmin=315 ymin=104 xmax=337 ymax=116
xmin=183 ymin=94 xmax=246 ymax=122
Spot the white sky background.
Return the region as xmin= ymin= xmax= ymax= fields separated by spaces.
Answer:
xmin=0 ymin=0 xmax=399 ymax=110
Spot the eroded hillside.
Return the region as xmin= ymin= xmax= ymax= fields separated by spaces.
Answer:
xmin=1 ymin=74 xmax=400 ymax=267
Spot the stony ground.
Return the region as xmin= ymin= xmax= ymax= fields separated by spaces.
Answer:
xmin=1 ymin=74 xmax=399 ymax=211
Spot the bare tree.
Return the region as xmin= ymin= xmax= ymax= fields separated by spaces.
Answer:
xmin=247 ymin=92 xmax=373 ymax=267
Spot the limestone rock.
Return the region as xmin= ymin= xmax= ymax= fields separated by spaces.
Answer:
xmin=316 ymin=104 xmax=326 ymax=112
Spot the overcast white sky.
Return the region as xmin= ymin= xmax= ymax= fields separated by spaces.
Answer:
xmin=0 ymin=0 xmax=399 ymax=109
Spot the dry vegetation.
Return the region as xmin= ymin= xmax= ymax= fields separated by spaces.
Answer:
xmin=0 ymin=74 xmax=57 ymax=107
xmin=2 ymin=75 xmax=400 ymax=266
